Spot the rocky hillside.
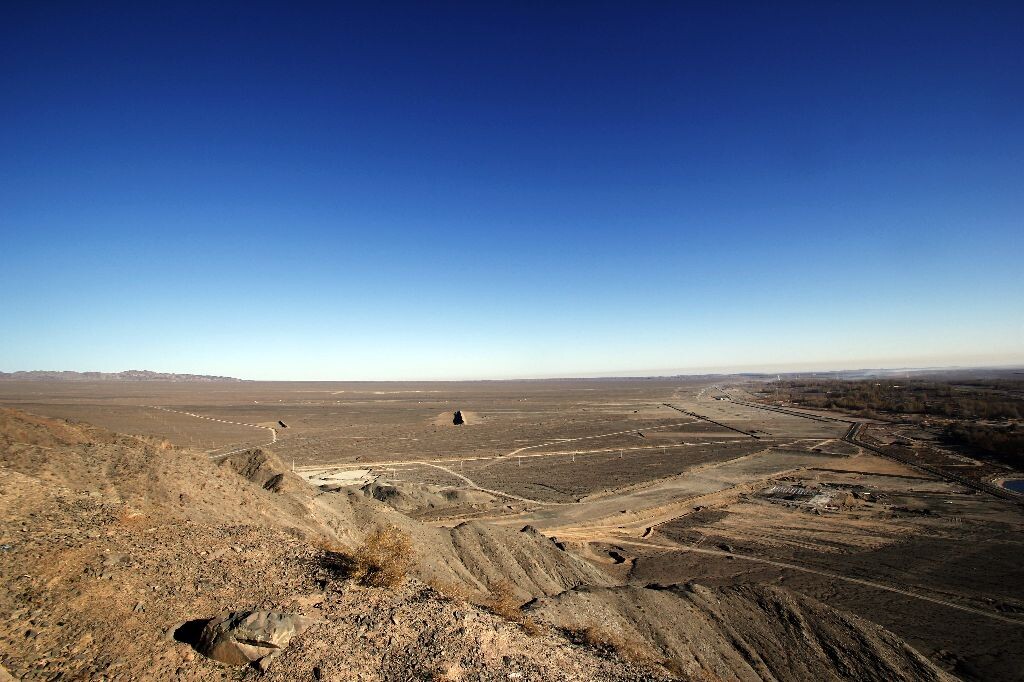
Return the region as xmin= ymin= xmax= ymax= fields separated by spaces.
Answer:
xmin=0 ymin=409 xmax=662 ymax=680
xmin=528 ymin=583 xmax=955 ymax=682
xmin=218 ymin=447 xmax=613 ymax=602
xmin=0 ymin=408 xmax=959 ymax=680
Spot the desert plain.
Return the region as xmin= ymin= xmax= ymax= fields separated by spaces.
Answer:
xmin=0 ymin=376 xmax=1021 ymax=681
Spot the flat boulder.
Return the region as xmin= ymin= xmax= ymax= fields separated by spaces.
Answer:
xmin=196 ymin=610 xmax=318 ymax=670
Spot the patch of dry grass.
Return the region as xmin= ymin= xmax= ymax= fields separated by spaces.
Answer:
xmin=574 ymin=625 xmax=658 ymax=665
xmin=321 ymin=525 xmax=414 ymax=588
xmin=480 ymin=580 xmax=521 ymax=620
xmin=425 ymin=578 xmax=546 ymax=636
xmin=660 ymin=658 xmax=687 ymax=678
xmin=424 ymin=578 xmax=478 ymax=604
xmin=480 ymin=580 xmax=546 ymax=636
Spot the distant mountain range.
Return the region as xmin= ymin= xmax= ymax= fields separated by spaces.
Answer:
xmin=0 ymin=370 xmax=244 ymax=382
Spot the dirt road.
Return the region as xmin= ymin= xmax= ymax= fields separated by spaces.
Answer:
xmin=147 ymin=405 xmax=277 ymax=458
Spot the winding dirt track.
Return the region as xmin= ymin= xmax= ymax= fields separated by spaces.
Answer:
xmin=147 ymin=406 xmax=277 ymax=458
xmin=393 ymin=460 xmax=565 ymax=505
xmin=502 ymin=421 xmax=697 ymax=457
xmin=597 ymin=535 xmax=1024 ymax=626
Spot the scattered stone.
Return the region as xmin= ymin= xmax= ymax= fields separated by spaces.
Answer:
xmin=102 ymin=553 xmax=127 ymax=568
xmin=206 ymin=547 xmax=229 ymax=561
xmin=286 ymin=592 xmax=325 ymax=611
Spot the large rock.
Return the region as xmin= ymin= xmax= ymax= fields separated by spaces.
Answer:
xmin=196 ymin=610 xmax=318 ymax=670
xmin=218 ymin=448 xmax=302 ymax=495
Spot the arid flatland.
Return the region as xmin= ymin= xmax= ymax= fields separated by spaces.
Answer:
xmin=1 ymin=377 xmax=1021 ymax=680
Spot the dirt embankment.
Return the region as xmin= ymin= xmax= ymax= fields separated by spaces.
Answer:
xmin=358 ymin=478 xmax=496 ymax=517
xmin=529 ymin=582 xmax=956 ymax=682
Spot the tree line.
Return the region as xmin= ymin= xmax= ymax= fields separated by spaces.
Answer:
xmin=760 ymin=379 xmax=1024 ymax=463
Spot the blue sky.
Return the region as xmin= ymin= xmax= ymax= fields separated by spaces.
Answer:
xmin=2 ymin=2 xmax=1021 ymax=380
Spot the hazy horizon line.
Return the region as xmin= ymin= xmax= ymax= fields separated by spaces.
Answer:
xmin=4 ymin=361 xmax=1023 ymax=383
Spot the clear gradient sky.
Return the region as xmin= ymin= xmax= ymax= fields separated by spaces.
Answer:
xmin=2 ymin=2 xmax=1022 ymax=380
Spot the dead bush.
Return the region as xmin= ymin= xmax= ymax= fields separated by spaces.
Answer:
xmin=519 ymin=616 xmax=546 ymax=637
xmin=689 ymin=665 xmax=728 ymax=682
xmin=661 ymin=658 xmax=689 ymax=679
xmin=425 ymin=578 xmax=477 ymax=604
xmin=481 ymin=580 xmax=521 ymax=620
xmin=333 ymin=525 xmax=414 ymax=588
xmin=426 ymin=578 xmax=546 ymax=636
xmin=576 ymin=625 xmax=657 ymax=665
xmin=480 ymin=580 xmax=547 ymax=636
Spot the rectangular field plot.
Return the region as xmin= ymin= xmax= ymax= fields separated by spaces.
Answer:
xmin=461 ymin=440 xmax=769 ymax=502
xmin=271 ymin=413 xmax=713 ymax=466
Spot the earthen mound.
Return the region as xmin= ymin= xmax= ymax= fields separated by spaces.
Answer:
xmin=358 ymin=479 xmax=495 ymax=515
xmin=446 ymin=521 xmax=615 ymax=601
xmin=528 ymin=582 xmax=955 ymax=682
xmin=219 ymin=448 xmax=300 ymax=494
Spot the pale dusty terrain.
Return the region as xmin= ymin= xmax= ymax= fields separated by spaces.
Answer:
xmin=1 ymin=378 xmax=1021 ymax=680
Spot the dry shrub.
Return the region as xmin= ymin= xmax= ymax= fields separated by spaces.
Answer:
xmin=481 ymin=580 xmax=522 ymax=620
xmin=658 ymin=659 xmax=728 ymax=681
xmin=346 ymin=525 xmax=414 ymax=588
xmin=158 ymin=439 xmax=174 ymax=451
xmin=481 ymin=580 xmax=547 ymax=636
xmin=661 ymin=658 xmax=685 ymax=678
xmin=425 ymin=578 xmax=477 ymax=604
xmin=427 ymin=579 xmax=546 ymax=636
xmin=519 ymin=616 xmax=546 ymax=637
xmin=576 ymin=625 xmax=657 ymax=665
xmin=312 ymin=536 xmax=345 ymax=553
xmin=688 ymin=665 xmax=727 ymax=682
